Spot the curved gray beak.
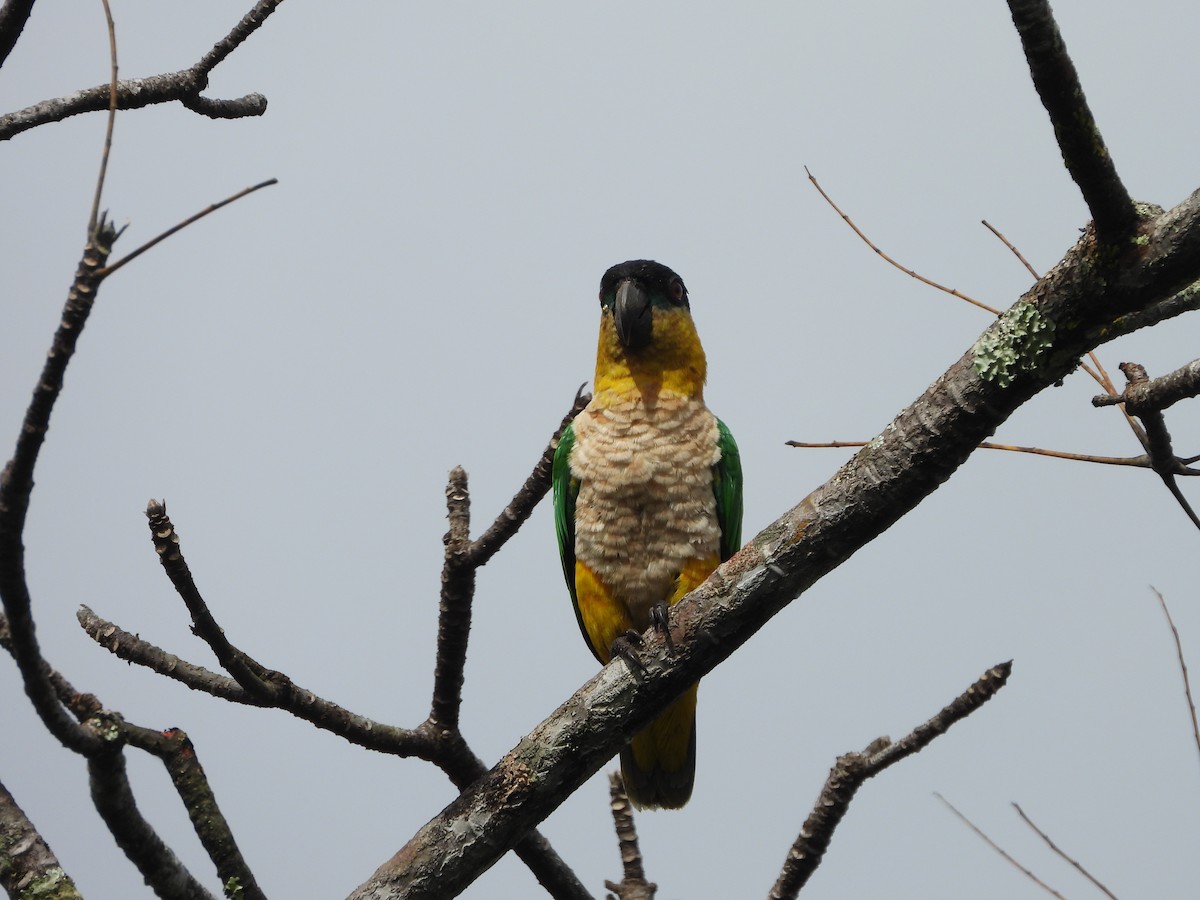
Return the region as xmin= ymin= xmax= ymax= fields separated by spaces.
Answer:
xmin=614 ymin=279 xmax=652 ymax=350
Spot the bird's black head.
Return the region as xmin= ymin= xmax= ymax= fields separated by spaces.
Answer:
xmin=599 ymin=260 xmax=689 ymax=351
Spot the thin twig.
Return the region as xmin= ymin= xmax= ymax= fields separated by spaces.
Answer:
xmin=466 ymin=385 xmax=590 ymax=568
xmin=1152 ymin=588 xmax=1200 ymax=768
xmin=805 ymin=167 xmax=1000 ymax=314
xmin=88 ymin=0 xmax=118 ymax=237
xmin=769 ymin=663 xmax=1012 ymax=899
xmin=982 ymin=219 xmax=1040 ymax=279
xmin=1012 ymin=803 xmax=1118 ymax=899
xmin=99 ymin=178 xmax=277 ymax=277
xmin=935 ymin=794 xmax=1065 ymax=899
xmin=786 ymin=439 xmax=1199 ymax=472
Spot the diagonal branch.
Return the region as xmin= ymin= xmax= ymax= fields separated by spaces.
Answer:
xmin=0 ymin=0 xmax=284 ymax=141
xmin=124 ymin=724 xmax=266 ymax=900
xmin=348 ymin=184 xmax=1200 ymax=899
xmin=768 ymin=662 xmax=1012 ymax=899
xmin=0 ymin=0 xmax=35 ymax=69
xmin=1012 ymin=803 xmax=1117 ymax=899
xmin=1006 ymin=0 xmax=1137 ymax=242
xmin=0 ymin=775 xmax=82 ymax=900
xmin=145 ymin=499 xmax=280 ymax=700
xmin=936 ymin=794 xmax=1065 ymax=898
xmin=466 ymin=385 xmax=589 ymax=569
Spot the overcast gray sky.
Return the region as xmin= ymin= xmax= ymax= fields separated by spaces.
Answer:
xmin=3 ymin=2 xmax=1200 ymax=898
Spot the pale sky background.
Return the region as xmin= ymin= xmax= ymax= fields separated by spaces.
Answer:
xmin=3 ymin=3 xmax=1200 ymax=898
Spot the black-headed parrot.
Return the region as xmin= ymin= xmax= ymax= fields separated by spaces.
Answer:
xmin=553 ymin=259 xmax=743 ymax=809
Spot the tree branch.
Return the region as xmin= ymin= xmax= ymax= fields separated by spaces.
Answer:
xmin=603 ymin=774 xmax=655 ymax=900
xmin=429 ymin=467 xmax=474 ymax=733
xmin=1012 ymin=803 xmax=1117 ymax=899
xmin=348 ymin=184 xmax=1200 ymax=898
xmin=1152 ymin=588 xmax=1200 ymax=768
xmin=1094 ymin=357 xmax=1200 ymax=414
xmin=936 ymin=794 xmax=1065 ymax=898
xmin=0 ymin=220 xmax=118 ymax=756
xmin=0 ymin=0 xmax=35 ymax=69
xmin=0 ymin=776 xmax=82 ymax=900
xmin=0 ymin=0 xmax=284 ymax=141
xmin=768 ymin=662 xmax=1011 ymax=898
xmin=465 ymin=385 xmax=589 ymax=569
xmin=85 ymin=714 xmax=216 ymax=900
xmin=1006 ymin=0 xmax=1137 ymax=242
xmin=123 ymin=724 xmax=267 ymax=900
xmin=1112 ymin=362 xmax=1200 ymax=529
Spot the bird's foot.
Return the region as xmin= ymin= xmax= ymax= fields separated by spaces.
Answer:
xmin=610 ymin=630 xmax=648 ymax=674
xmin=650 ymin=602 xmax=676 ymax=655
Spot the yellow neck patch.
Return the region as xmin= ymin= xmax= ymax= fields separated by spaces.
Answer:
xmin=593 ymin=306 xmax=707 ymax=404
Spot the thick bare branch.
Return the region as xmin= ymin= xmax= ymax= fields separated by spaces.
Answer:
xmin=429 ymin=467 xmax=474 ymax=732
xmin=1003 ymin=0 xmax=1132 ymax=243
xmin=0 ymin=0 xmax=35 ymax=69
xmin=85 ymin=714 xmax=215 ymax=900
xmin=0 ymin=221 xmax=118 ymax=756
xmin=0 ymin=0 xmax=284 ymax=141
xmin=124 ymin=725 xmax=267 ymax=900
xmin=1006 ymin=0 xmax=1136 ymax=242
xmin=349 ymin=183 xmax=1200 ymax=899
xmin=768 ymin=662 xmax=1011 ymax=899
xmin=0 ymin=776 xmax=82 ymax=900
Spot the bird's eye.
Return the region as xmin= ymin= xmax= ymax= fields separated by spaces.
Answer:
xmin=669 ymin=280 xmax=685 ymax=303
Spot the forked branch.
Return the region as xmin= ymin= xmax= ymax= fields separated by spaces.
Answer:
xmin=0 ymin=0 xmax=284 ymax=140
xmin=768 ymin=662 xmax=1012 ymax=898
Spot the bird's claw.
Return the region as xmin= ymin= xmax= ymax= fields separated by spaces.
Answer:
xmin=651 ymin=602 xmax=676 ymax=655
xmin=610 ymin=630 xmax=648 ymax=674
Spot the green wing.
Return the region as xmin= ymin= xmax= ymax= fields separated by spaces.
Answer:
xmin=553 ymin=423 xmax=595 ymax=652
xmin=714 ymin=418 xmax=744 ymax=561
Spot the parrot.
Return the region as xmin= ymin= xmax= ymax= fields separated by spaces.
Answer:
xmin=553 ymin=259 xmax=743 ymax=809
